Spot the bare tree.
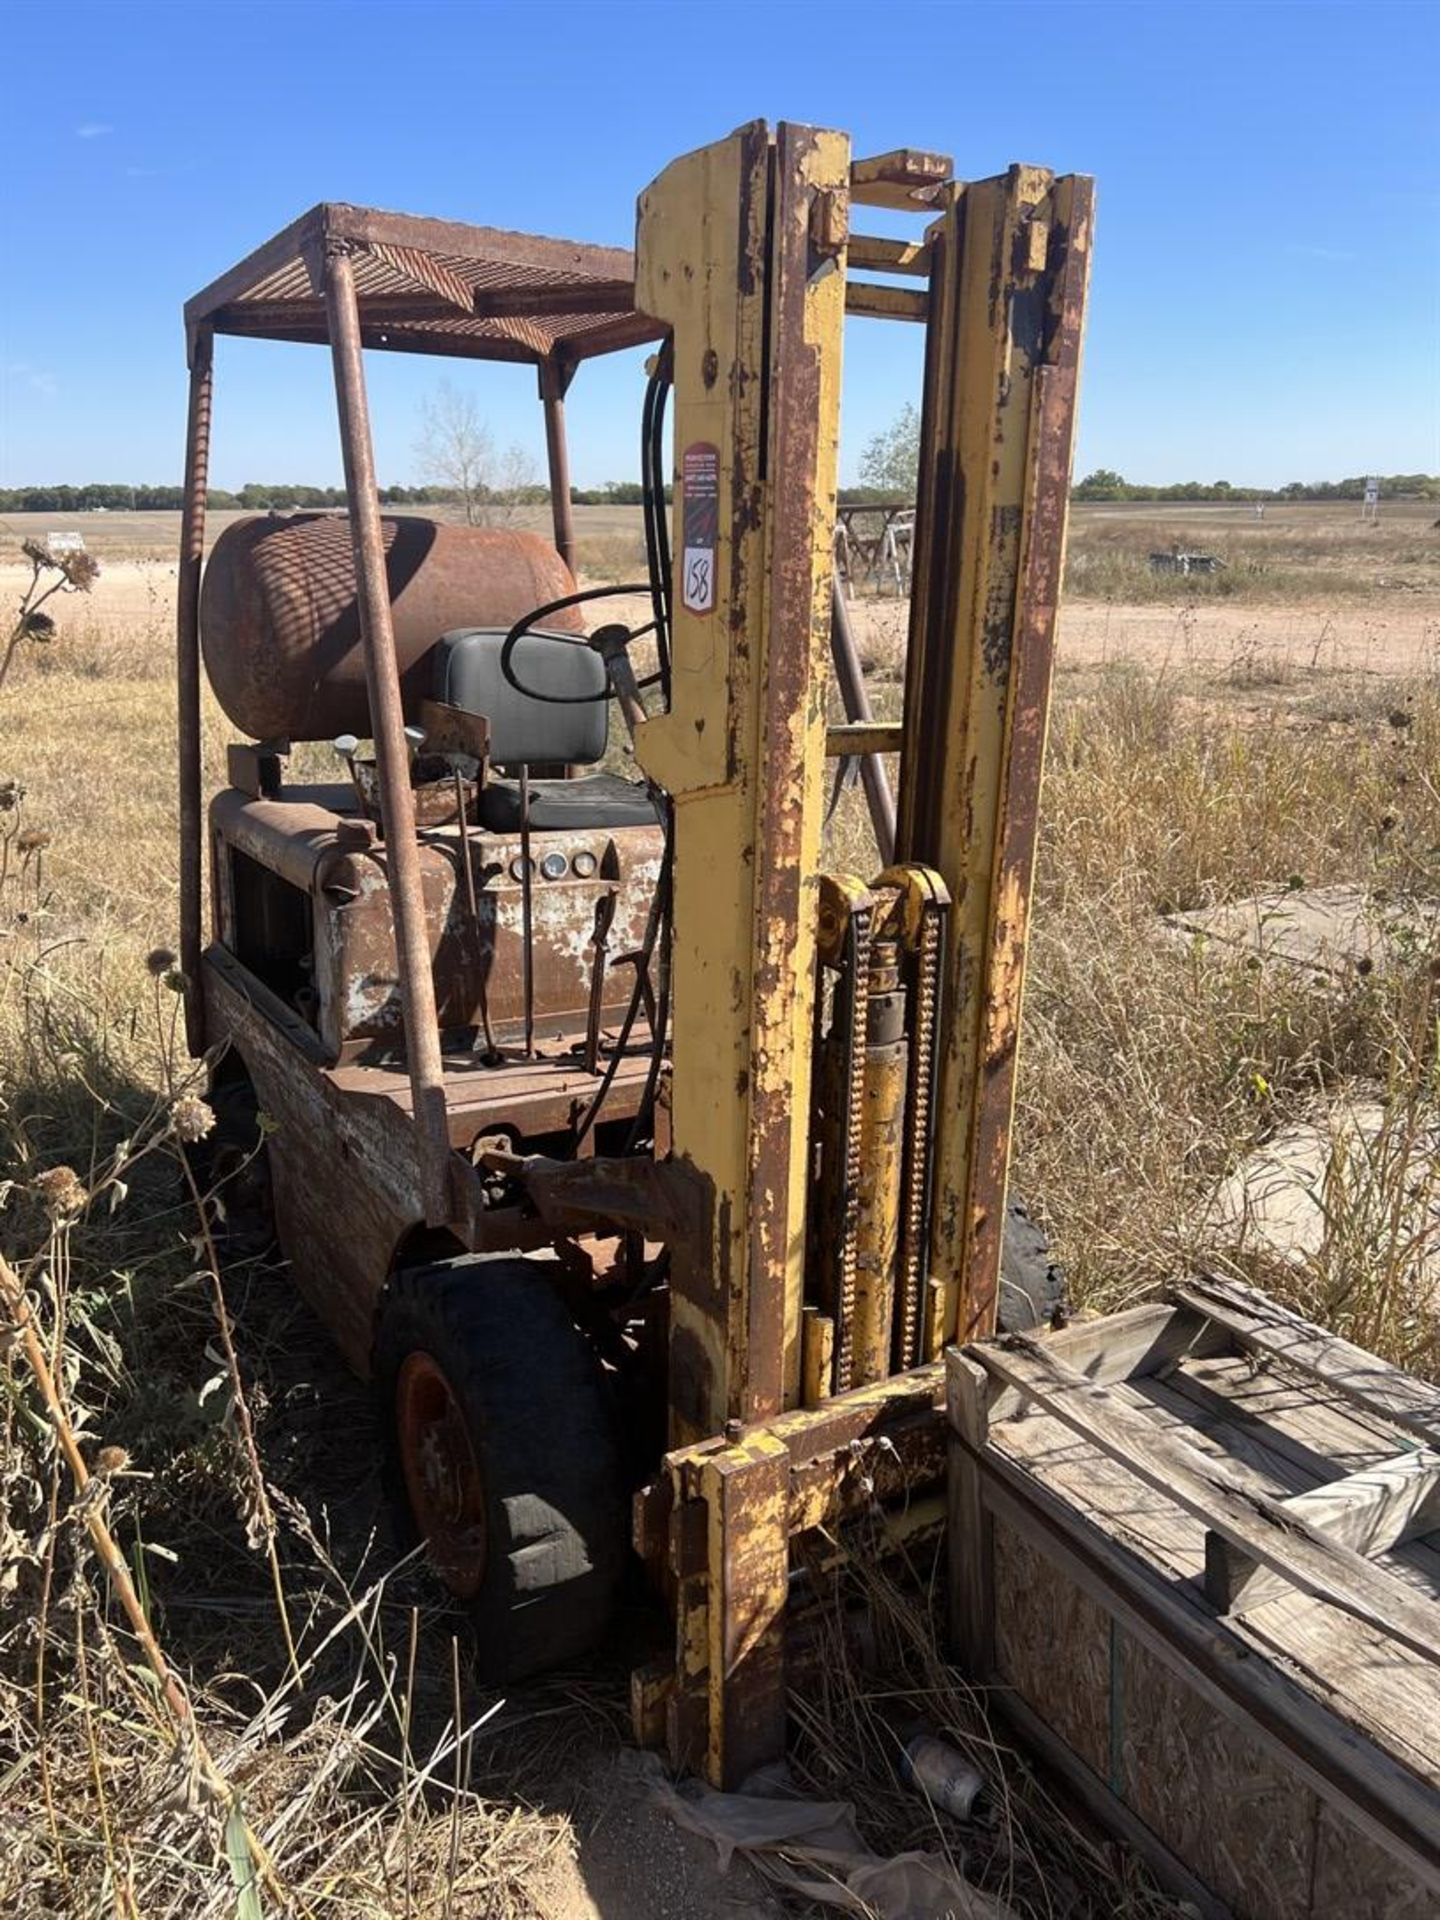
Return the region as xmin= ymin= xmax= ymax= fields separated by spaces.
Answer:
xmin=415 ymin=382 xmax=537 ymax=527
xmin=489 ymin=440 xmax=539 ymax=528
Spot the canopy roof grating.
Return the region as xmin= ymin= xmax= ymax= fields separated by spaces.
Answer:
xmin=185 ymin=202 xmax=667 ymax=367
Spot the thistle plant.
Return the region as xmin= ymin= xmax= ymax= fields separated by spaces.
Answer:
xmin=0 ymin=539 xmax=100 ymax=694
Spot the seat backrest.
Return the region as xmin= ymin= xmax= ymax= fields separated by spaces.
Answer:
xmin=433 ymin=628 xmax=607 ymax=766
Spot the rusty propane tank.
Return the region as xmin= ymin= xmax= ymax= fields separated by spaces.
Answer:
xmin=200 ymin=513 xmax=584 ymax=741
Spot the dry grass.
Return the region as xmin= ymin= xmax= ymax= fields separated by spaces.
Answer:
xmin=0 ymin=852 xmax=581 ymax=1915
xmin=1017 ymin=664 xmax=1440 ymax=1379
xmin=1063 ymin=499 xmax=1440 ymax=606
xmin=786 ymin=1532 xmax=1176 ymax=1919
xmin=4 ymin=521 xmax=1440 ymax=1916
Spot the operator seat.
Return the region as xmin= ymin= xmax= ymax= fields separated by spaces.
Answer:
xmin=433 ymin=627 xmax=658 ymax=833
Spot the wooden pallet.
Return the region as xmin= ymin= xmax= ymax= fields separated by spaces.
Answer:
xmin=947 ymin=1275 xmax=1440 ymax=1919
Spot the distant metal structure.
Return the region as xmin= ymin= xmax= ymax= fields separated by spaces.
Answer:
xmin=1149 ymin=544 xmax=1224 ymax=577
xmin=45 ymin=532 xmax=86 ymax=555
xmin=834 ymin=502 xmax=915 ymax=598
xmin=1362 ymin=475 xmax=1380 ymax=523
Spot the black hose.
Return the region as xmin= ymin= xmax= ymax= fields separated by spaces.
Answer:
xmin=640 ymin=341 xmax=673 ymax=700
xmin=572 ymin=802 xmax=673 ymax=1153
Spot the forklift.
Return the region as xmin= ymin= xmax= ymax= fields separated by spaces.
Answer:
xmin=176 ymin=122 xmax=1091 ymax=1787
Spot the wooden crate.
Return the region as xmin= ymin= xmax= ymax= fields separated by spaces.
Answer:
xmin=947 ymin=1274 xmax=1440 ymax=1919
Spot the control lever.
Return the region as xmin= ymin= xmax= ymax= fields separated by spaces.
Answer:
xmin=416 ymin=700 xmax=499 ymax=1064
xmin=331 ymin=733 xmax=368 ymax=817
xmin=590 ymin=624 xmax=649 ymax=742
xmin=611 ymin=943 xmax=658 ymax=1037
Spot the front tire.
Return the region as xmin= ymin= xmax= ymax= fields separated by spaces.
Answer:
xmin=998 ymin=1198 xmax=1068 ymax=1331
xmin=374 ymin=1255 xmax=627 ymax=1681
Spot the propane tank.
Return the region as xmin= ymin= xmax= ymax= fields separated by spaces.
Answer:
xmin=200 ymin=512 xmax=584 ymax=741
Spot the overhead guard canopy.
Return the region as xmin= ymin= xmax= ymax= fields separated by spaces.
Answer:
xmin=183 ymin=201 xmax=669 ymax=369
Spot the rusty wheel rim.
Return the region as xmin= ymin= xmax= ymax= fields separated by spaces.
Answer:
xmin=395 ymin=1352 xmax=487 ymax=1598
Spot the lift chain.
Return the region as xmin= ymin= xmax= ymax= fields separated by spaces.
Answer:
xmin=831 ymin=893 xmax=875 ymax=1395
xmin=895 ymin=895 xmax=945 ymax=1369
xmin=814 ymin=880 xmax=877 ymax=1399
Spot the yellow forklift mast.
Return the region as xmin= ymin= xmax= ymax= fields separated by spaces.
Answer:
xmin=623 ymin=126 xmax=1091 ymax=1783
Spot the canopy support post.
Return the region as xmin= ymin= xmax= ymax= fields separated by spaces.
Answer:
xmin=540 ymin=356 xmax=576 ymax=571
xmin=323 ymin=241 xmax=454 ymax=1227
xmin=177 ymin=323 xmax=213 ymax=1056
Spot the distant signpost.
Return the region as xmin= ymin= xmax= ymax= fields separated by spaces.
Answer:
xmin=1362 ymin=476 xmax=1380 ymax=523
xmin=46 ymin=531 xmax=87 ymax=555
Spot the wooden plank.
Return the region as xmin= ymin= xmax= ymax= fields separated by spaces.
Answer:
xmin=1207 ymin=1448 xmax=1440 ymax=1616
xmin=1173 ymin=1275 xmax=1440 ymax=1445
xmin=977 ymin=1456 xmax=1440 ymax=1887
xmin=946 ymin=1352 xmax=995 ymax=1671
xmin=845 ymin=282 xmax=930 ymax=322
xmin=847 ymin=234 xmax=932 ymax=276
xmin=972 ymin=1334 xmax=1440 ymax=1663
xmin=1236 ymin=1588 xmax=1440 ymax=1788
xmin=955 ymin=1303 xmax=1230 ymax=1426
xmin=1152 ymin=1354 xmax=1440 ymax=1592
xmin=1000 ymin=1401 xmax=1205 ymax=1579
xmin=1038 ymin=1301 xmax=1229 ymax=1385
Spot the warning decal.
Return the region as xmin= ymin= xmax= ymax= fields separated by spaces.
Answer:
xmin=681 ymin=441 xmax=719 ymax=614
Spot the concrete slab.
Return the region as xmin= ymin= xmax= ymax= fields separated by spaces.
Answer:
xmin=1169 ymin=885 xmax=1440 ymax=975
xmin=1204 ymin=1089 xmax=1440 ymax=1305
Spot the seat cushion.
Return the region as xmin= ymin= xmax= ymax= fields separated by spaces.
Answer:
xmin=434 ymin=628 xmax=608 ymax=766
xmin=477 ymin=773 xmax=660 ymax=833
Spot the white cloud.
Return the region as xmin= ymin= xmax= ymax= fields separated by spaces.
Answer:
xmin=75 ymin=121 xmax=113 ymax=139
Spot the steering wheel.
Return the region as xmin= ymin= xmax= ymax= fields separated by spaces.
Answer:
xmin=498 ymin=583 xmax=665 ymax=710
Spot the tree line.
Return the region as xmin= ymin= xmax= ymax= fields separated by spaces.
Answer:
xmin=1072 ymin=469 xmax=1440 ymax=503
xmin=0 ymin=480 xmax=657 ymax=514
xmin=3 ymin=471 xmax=1436 ymax=516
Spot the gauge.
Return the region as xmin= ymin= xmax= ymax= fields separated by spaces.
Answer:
xmin=571 ymin=848 xmax=598 ymax=879
xmin=508 ymin=855 xmax=533 ymax=882
xmin=539 ymin=851 xmax=569 ymax=881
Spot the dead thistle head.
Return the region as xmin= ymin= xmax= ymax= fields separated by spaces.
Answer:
xmin=33 ymin=1166 xmax=86 ymax=1220
xmin=59 ymin=550 xmax=99 ymax=592
xmin=170 ymin=1095 xmax=215 ymax=1144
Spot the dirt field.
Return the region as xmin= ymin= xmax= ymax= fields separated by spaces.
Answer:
xmin=3 ymin=498 xmax=1439 ymax=1916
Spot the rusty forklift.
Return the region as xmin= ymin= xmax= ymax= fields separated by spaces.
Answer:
xmin=176 ymin=123 xmax=1091 ymax=1788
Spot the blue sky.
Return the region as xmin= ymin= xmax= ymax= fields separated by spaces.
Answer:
xmin=2 ymin=0 xmax=1436 ymax=491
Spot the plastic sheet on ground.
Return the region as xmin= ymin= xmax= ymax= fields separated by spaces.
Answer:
xmin=640 ymin=1753 xmax=1014 ymax=1920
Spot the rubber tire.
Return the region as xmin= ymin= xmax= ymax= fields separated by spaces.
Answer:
xmin=374 ymin=1255 xmax=627 ymax=1682
xmin=997 ymin=1198 xmax=1068 ymax=1332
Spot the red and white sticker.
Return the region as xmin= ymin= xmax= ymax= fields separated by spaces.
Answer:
xmin=680 ymin=441 xmax=719 ymax=614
